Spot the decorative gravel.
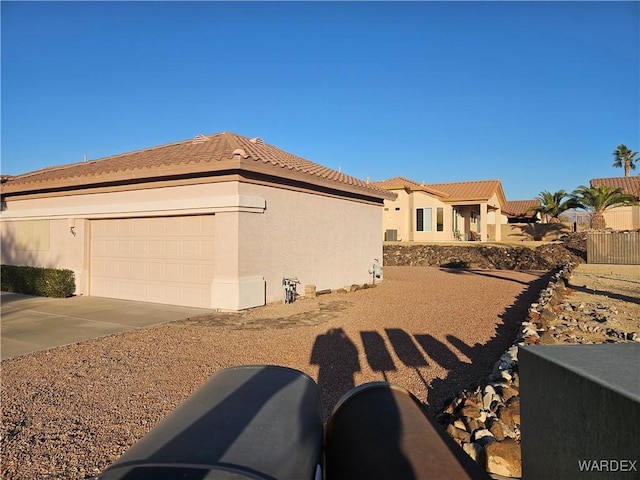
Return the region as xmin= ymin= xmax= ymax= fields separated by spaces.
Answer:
xmin=1 ymin=266 xmax=548 ymax=479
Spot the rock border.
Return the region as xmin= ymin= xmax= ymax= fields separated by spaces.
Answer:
xmin=437 ymin=263 xmax=576 ymax=478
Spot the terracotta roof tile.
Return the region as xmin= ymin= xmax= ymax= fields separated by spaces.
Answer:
xmin=590 ymin=176 xmax=640 ymax=199
xmin=374 ymin=176 xmax=506 ymax=205
xmin=503 ymin=199 xmax=540 ymax=217
xmin=3 ymin=132 xmax=394 ymax=199
xmin=371 ymin=176 xmax=450 ymax=197
xmin=423 ymin=179 xmax=503 ymax=202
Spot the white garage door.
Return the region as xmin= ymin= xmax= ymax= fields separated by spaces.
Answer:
xmin=90 ymin=216 xmax=215 ymax=307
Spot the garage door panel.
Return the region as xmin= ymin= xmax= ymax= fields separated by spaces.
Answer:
xmin=133 ymin=240 xmax=147 ymax=255
xmin=118 ymin=240 xmax=132 ymax=255
xmin=183 ymin=240 xmax=198 ymax=256
xmin=90 ymin=216 xmax=215 ymax=308
xmin=149 ymin=240 xmax=163 ymax=255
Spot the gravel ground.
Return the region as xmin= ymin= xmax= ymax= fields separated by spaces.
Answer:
xmin=1 ymin=266 xmax=549 ymax=479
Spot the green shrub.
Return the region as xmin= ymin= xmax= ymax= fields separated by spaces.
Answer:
xmin=1 ymin=265 xmax=75 ymax=298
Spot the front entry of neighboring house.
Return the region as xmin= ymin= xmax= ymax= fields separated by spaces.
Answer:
xmin=90 ymin=215 xmax=216 ymax=308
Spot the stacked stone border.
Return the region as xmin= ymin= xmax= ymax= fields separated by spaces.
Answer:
xmin=436 ymin=263 xmax=576 ymax=479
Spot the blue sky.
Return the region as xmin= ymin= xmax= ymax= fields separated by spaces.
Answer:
xmin=2 ymin=1 xmax=638 ymax=200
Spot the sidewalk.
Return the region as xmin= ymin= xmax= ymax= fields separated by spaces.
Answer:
xmin=1 ymin=293 xmax=214 ymax=360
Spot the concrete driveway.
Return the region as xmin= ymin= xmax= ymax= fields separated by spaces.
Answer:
xmin=1 ymin=292 xmax=214 ymax=360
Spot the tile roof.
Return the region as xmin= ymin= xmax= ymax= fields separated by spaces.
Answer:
xmin=374 ymin=176 xmax=506 ymax=205
xmin=2 ymin=132 xmax=394 ymax=200
xmin=590 ymin=176 xmax=640 ymax=199
xmin=371 ymin=176 xmax=449 ymax=197
xmin=503 ymin=199 xmax=540 ymax=217
xmin=423 ymin=179 xmax=504 ymax=203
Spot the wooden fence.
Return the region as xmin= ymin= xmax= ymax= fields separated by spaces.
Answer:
xmin=586 ymin=232 xmax=640 ymax=264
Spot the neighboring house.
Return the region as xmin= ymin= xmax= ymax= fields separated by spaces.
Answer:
xmin=501 ymin=199 xmax=541 ymax=224
xmin=373 ymin=177 xmax=507 ymax=242
xmin=1 ymin=131 xmax=395 ymax=310
xmin=590 ymin=176 xmax=640 ymax=230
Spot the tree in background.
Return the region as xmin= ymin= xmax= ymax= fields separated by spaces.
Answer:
xmin=528 ymin=190 xmax=579 ymax=223
xmin=572 ymin=185 xmax=637 ymax=229
xmin=612 ymin=144 xmax=638 ymax=177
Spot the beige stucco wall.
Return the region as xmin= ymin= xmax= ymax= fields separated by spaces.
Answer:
xmin=602 ymin=206 xmax=640 ymax=230
xmin=0 ymin=218 xmax=89 ymax=293
xmin=382 ymin=190 xmax=453 ymax=242
xmin=382 ymin=189 xmax=412 ymax=241
xmin=1 ymin=179 xmax=384 ymax=309
xmin=238 ymin=182 xmax=383 ymax=304
xmin=1 ymin=182 xmax=259 ymax=302
xmin=381 ymin=189 xmax=504 ymax=242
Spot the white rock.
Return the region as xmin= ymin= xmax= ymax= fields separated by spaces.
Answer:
xmin=472 ymin=428 xmax=496 ymax=446
xmin=462 ymin=442 xmax=483 ymax=463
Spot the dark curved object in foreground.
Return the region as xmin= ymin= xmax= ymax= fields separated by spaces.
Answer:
xmin=324 ymin=382 xmax=490 ymax=480
xmin=98 ymin=367 xmax=490 ymax=480
xmin=97 ymin=365 xmax=323 ymax=480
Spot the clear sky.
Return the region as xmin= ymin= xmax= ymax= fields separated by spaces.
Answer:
xmin=2 ymin=1 xmax=638 ymax=200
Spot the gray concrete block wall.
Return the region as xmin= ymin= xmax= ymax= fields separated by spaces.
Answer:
xmin=520 ymin=344 xmax=640 ymax=479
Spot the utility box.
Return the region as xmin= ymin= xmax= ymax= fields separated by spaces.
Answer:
xmin=384 ymin=229 xmax=398 ymax=241
xmin=520 ymin=344 xmax=640 ymax=479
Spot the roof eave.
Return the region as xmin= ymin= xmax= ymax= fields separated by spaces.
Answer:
xmin=3 ymin=154 xmax=396 ymax=202
xmin=237 ymin=158 xmax=396 ymax=201
xmin=1 ymin=156 xmax=243 ymax=196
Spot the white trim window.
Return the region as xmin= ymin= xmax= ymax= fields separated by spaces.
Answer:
xmin=416 ymin=207 xmax=432 ymax=232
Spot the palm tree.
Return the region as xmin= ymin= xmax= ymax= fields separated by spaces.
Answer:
xmin=572 ymin=185 xmax=636 ymax=229
xmin=612 ymin=144 xmax=638 ymax=177
xmin=528 ymin=190 xmax=580 ymax=223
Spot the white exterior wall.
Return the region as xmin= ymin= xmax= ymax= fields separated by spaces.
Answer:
xmin=238 ymin=182 xmax=383 ymax=304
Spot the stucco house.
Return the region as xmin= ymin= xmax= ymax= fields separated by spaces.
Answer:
xmin=373 ymin=177 xmax=506 ymax=242
xmin=1 ymin=132 xmax=395 ymax=310
xmin=501 ymin=199 xmax=541 ymax=224
xmin=589 ymin=176 xmax=640 ymax=230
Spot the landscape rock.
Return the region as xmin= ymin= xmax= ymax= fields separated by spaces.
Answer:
xmin=496 ymin=405 xmax=515 ymax=430
xmin=505 ymin=397 xmax=521 ymax=425
xmin=458 ymin=404 xmax=481 ymax=419
xmin=488 ymin=419 xmax=506 ymax=441
xmin=446 ymin=424 xmax=471 ymax=445
xmin=383 ymin=234 xmax=586 ymax=270
xmin=471 ymin=428 xmax=496 ymax=446
xmin=462 ymin=442 xmax=484 ymax=464
xmin=484 ymin=439 xmax=522 ymax=478
xmin=433 ymin=236 xmax=640 ymax=479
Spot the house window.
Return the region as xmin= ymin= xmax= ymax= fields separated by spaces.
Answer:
xmin=437 ymin=207 xmax=444 ymax=232
xmin=416 ymin=208 xmax=432 ymax=232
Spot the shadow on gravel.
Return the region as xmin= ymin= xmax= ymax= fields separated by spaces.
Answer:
xmin=566 ymin=284 xmax=640 ymax=305
xmin=309 ymin=269 xmax=554 ymax=419
xmin=310 ymin=328 xmax=361 ymax=420
xmin=439 ymin=268 xmax=540 ymax=286
xmin=422 ymin=269 xmax=554 ymax=415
